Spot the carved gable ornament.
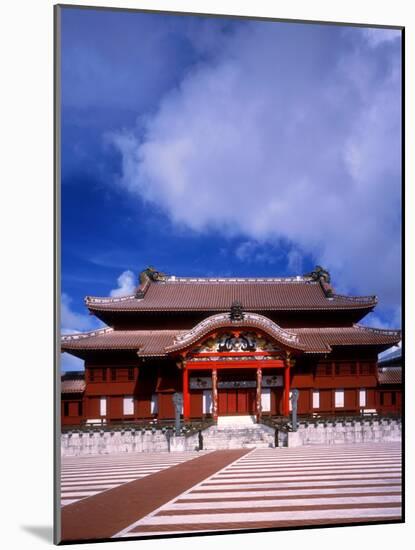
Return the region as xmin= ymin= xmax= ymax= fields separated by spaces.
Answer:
xmin=193 ymin=332 xmax=281 ymax=354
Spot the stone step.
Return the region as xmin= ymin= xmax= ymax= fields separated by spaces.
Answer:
xmin=204 ymin=442 xmax=273 ymax=450
xmin=217 ymin=415 xmax=256 ymax=428
xmin=197 ymin=420 xmax=276 ymax=450
xmin=204 ymin=439 xmax=273 ymax=444
xmin=204 ymin=429 xmax=273 ymax=436
xmin=204 ymin=431 xmax=273 ymax=437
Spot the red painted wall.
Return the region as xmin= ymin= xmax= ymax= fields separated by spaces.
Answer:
xmin=62 ymin=350 xmax=401 ymax=426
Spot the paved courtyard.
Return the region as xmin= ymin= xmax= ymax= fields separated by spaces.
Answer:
xmin=60 ymin=442 xmax=402 ymax=542
xmin=61 ymin=451 xmax=208 ymax=506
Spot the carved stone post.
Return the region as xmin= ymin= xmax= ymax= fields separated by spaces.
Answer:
xmin=256 ymin=367 xmax=262 ymax=422
xmin=290 ymin=388 xmax=299 ymax=431
xmin=172 ymin=392 xmax=183 ymax=435
xmin=212 ymin=368 xmax=218 ymax=422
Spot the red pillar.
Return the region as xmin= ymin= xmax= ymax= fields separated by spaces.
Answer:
xmin=212 ymin=368 xmax=218 ymax=422
xmin=182 ymin=365 xmax=190 ymax=421
xmin=134 ymin=367 xmax=139 ymax=420
xmin=256 ymin=367 xmax=262 ymax=422
xmin=284 ymin=358 xmax=291 ymax=417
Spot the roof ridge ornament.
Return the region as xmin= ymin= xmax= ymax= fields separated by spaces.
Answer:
xmin=304 ymin=265 xmax=333 ymax=297
xmin=230 ymin=300 xmax=244 ymax=321
xmin=136 ymin=266 xmax=167 ymax=298
xmin=143 ymin=266 xmax=167 ymax=282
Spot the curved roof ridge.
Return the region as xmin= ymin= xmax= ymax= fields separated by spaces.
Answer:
xmin=164 ymin=276 xmax=312 ymax=283
xmin=85 ymin=295 xmax=136 ymax=305
xmin=165 ymin=311 xmax=305 ymax=353
xmin=61 ymin=327 xmax=113 ymax=342
xmin=292 ymin=327 xmax=338 ymax=332
xmin=353 ymin=324 xmax=401 ymax=337
xmin=332 ymin=293 xmax=378 ymax=304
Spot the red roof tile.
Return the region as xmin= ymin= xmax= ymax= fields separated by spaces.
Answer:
xmin=378 ymin=368 xmax=402 ymax=385
xmin=294 ymin=325 xmax=402 ymax=351
xmin=61 ymin=378 xmax=85 ymax=394
xmin=85 ymin=278 xmax=377 ymax=313
xmin=62 ymin=329 xmax=181 ymax=356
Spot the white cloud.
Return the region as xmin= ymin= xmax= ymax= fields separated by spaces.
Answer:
xmin=61 ymin=271 xmax=136 ymax=339
xmin=287 ymin=248 xmax=303 ymax=273
xmin=61 ymin=292 xmax=98 ymax=333
xmin=235 ymin=241 xmax=258 ymax=262
xmin=363 ymin=28 xmax=401 ymax=48
xmin=111 ymin=23 xmax=401 ymax=318
xmin=360 ymin=313 xmax=393 ymax=330
xmin=360 ymin=306 xmax=402 ymax=331
xmin=61 ymin=353 xmax=84 ymax=372
xmin=60 ymin=293 xmax=102 ymax=372
xmin=235 ymin=240 xmax=280 ymax=265
xmin=110 ymin=270 xmax=136 ymax=297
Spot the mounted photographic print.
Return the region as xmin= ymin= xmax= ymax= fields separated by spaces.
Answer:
xmin=55 ymin=4 xmax=403 ymax=544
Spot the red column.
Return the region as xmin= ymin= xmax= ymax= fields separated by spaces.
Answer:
xmin=284 ymin=357 xmax=291 ymax=416
xmin=256 ymin=367 xmax=262 ymax=422
xmin=134 ymin=367 xmax=139 ymax=420
xmin=212 ymin=368 xmax=218 ymax=422
xmin=182 ymin=365 xmax=190 ymax=421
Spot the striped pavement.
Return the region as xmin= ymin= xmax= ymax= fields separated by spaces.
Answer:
xmin=61 ymin=451 xmax=209 ymax=506
xmin=115 ymin=442 xmax=402 ymax=537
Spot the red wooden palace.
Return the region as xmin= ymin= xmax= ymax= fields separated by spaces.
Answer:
xmin=61 ymin=266 xmax=401 ymax=426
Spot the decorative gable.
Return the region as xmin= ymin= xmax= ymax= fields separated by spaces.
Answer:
xmin=193 ymin=332 xmax=282 ymax=354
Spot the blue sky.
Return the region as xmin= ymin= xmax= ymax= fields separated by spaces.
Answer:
xmin=60 ymin=7 xmax=402 ymax=370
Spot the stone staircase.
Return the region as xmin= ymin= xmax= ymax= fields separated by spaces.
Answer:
xmin=201 ymin=416 xmax=275 ymax=450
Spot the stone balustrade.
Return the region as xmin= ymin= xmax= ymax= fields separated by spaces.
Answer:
xmin=61 ymin=429 xmax=200 ymax=456
xmin=61 ymin=418 xmax=401 ymax=455
xmin=287 ymin=418 xmax=401 ymax=447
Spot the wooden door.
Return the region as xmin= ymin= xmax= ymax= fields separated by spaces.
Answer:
xmin=227 ymin=390 xmax=237 ymax=413
xmin=246 ymin=389 xmax=256 ymax=414
xmin=218 ymin=388 xmax=256 ymax=415
xmin=237 ymin=389 xmax=247 ymax=412
xmin=218 ymin=390 xmax=228 ymax=415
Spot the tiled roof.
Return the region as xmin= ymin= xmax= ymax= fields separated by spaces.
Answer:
xmin=293 ymin=325 xmax=402 ymax=351
xmin=85 ymin=278 xmax=377 ymax=313
xmin=61 ymin=322 xmax=401 ymax=356
xmin=378 ymin=368 xmax=402 ymax=385
xmin=62 ymin=329 xmax=182 ymax=356
xmin=61 ymin=377 xmax=85 ymax=394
